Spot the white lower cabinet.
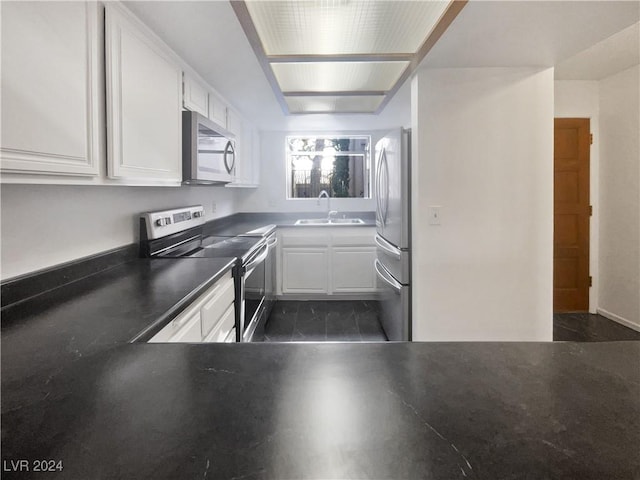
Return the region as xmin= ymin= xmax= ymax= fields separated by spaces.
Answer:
xmin=203 ymin=304 xmax=235 ymax=343
xmin=332 ymin=248 xmax=377 ymax=292
xmin=149 ymin=271 xmax=235 ymax=343
xmin=278 ymin=227 xmax=376 ymax=296
xmin=282 ymin=248 xmax=330 ymax=293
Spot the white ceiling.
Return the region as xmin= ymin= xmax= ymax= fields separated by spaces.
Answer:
xmin=555 ymin=22 xmax=640 ymax=80
xmin=124 ymin=1 xmax=640 ymax=131
xmin=422 ymin=0 xmax=639 ymax=68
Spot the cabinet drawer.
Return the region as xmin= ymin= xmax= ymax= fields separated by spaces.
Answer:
xmin=203 ymin=304 xmax=235 ymax=343
xmin=332 ymin=231 xmax=375 ymax=247
xmin=149 ymin=308 xmax=201 ymax=343
xmin=281 ymin=232 xmax=330 ymax=247
xmin=201 ymin=274 xmax=235 ymax=337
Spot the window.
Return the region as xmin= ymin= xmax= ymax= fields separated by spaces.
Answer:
xmin=286 ymin=135 xmax=371 ymax=199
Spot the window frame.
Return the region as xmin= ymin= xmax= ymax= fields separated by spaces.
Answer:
xmin=285 ymin=134 xmax=372 ymax=200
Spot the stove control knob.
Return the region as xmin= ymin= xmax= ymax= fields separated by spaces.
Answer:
xmin=193 ymin=211 xmax=203 ymax=218
xmin=155 ymin=217 xmax=171 ymax=227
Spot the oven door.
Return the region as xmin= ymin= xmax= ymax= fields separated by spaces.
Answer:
xmin=241 ymin=242 xmax=268 ymax=341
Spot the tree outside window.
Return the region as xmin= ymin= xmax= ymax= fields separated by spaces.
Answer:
xmin=286 ymin=135 xmax=370 ymax=199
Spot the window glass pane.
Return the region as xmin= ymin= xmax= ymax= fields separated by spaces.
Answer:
xmin=286 ymin=135 xmax=370 ymax=199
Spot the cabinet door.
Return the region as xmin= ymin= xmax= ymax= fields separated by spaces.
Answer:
xmin=203 ymin=304 xmax=236 ymax=343
xmin=200 ymin=273 xmax=235 ymax=337
xmin=1 ymin=2 xmax=100 ymax=177
xmin=208 ymin=91 xmax=227 ymax=129
xmin=332 ymin=247 xmax=377 ymax=292
xmin=226 ymin=109 xmax=242 ymax=182
xmin=105 ymin=5 xmax=182 ymax=182
xmin=149 ymin=308 xmax=202 ymax=343
xmin=282 ymin=248 xmax=329 ymax=293
xmin=183 ymin=72 xmax=208 ymax=116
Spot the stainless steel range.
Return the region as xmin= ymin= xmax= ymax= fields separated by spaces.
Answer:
xmin=139 ymin=205 xmax=276 ymax=342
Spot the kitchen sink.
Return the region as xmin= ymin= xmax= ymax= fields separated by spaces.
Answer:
xmin=330 ymin=218 xmax=365 ymax=224
xmin=294 ymin=218 xmax=365 ymax=226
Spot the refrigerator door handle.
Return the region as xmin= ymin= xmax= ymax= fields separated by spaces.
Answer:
xmin=380 ymin=149 xmax=389 ymax=225
xmin=375 ymin=259 xmax=402 ymax=293
xmin=375 ymin=234 xmax=401 ymax=260
xmin=375 ymin=149 xmax=383 ymax=225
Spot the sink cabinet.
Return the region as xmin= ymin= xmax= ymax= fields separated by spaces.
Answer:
xmin=278 ymin=227 xmax=377 ymax=296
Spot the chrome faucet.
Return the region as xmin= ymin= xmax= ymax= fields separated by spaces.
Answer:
xmin=317 ymin=190 xmax=332 ymax=218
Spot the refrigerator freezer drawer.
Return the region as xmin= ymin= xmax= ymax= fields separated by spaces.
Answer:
xmin=375 ymin=259 xmax=411 ymax=341
xmin=375 ymin=234 xmax=410 ymax=285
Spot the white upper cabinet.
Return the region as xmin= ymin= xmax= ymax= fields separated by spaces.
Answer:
xmin=1 ymin=2 xmax=100 ymax=178
xmin=226 ymin=108 xmax=260 ymax=188
xmin=105 ymin=4 xmax=182 ymax=183
xmin=182 ymin=72 xmax=209 ymax=117
xmin=208 ymin=91 xmax=228 ymax=129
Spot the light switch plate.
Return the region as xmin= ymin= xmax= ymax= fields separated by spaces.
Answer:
xmin=428 ymin=206 xmax=441 ymax=225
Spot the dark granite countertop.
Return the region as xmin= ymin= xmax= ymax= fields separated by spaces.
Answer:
xmin=2 ymin=341 xmax=639 ymax=479
xmin=1 ymin=257 xmax=236 ymax=405
xmin=205 ymin=211 xmax=376 ymax=236
xmin=2 ymin=212 xmax=639 ymax=479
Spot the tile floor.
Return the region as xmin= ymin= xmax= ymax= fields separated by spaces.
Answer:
xmin=553 ymin=312 xmax=640 ymax=342
xmin=261 ymin=301 xmax=640 ymax=343
xmin=261 ymin=300 xmax=387 ymax=342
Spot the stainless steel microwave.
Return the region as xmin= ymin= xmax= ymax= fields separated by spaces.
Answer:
xmin=182 ymin=111 xmax=235 ymax=185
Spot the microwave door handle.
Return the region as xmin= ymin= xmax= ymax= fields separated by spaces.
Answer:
xmin=224 ymin=141 xmax=235 ymax=174
xmin=244 ymin=244 xmax=269 ymax=272
xmin=374 ymin=259 xmax=402 ymax=293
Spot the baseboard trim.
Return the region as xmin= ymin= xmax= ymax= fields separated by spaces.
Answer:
xmin=597 ymin=307 xmax=640 ymax=333
xmin=277 ymin=293 xmax=378 ymax=301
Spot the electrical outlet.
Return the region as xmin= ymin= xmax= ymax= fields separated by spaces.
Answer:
xmin=211 ymin=202 xmax=217 ymax=213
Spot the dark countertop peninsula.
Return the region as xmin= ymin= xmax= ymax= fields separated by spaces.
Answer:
xmin=2 ymin=341 xmax=639 ymax=479
xmin=2 ymin=212 xmax=639 ymax=479
xmin=1 ymin=257 xmax=236 ymax=409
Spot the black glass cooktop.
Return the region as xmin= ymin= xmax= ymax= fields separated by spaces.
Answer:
xmin=155 ymin=235 xmax=264 ymax=263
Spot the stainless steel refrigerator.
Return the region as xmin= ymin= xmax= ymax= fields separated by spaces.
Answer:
xmin=374 ymin=128 xmax=411 ymax=341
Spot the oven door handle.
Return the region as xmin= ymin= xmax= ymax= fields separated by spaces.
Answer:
xmin=244 ymin=243 xmax=269 ymax=272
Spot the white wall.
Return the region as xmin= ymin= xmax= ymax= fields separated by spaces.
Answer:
xmin=0 ymin=184 xmax=237 ymax=279
xmin=597 ymin=65 xmax=640 ymax=330
xmin=411 ymin=67 xmax=554 ymax=341
xmin=237 ymin=131 xmax=384 ymax=213
xmin=554 ymin=80 xmax=599 ymax=313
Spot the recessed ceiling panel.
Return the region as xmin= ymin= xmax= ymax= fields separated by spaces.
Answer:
xmin=245 ymin=1 xmax=450 ymax=56
xmin=272 ymin=61 xmax=409 ymax=92
xmin=285 ymin=95 xmax=385 ymax=114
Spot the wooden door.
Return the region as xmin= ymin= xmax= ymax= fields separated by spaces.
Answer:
xmin=554 ymin=118 xmax=590 ymax=312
